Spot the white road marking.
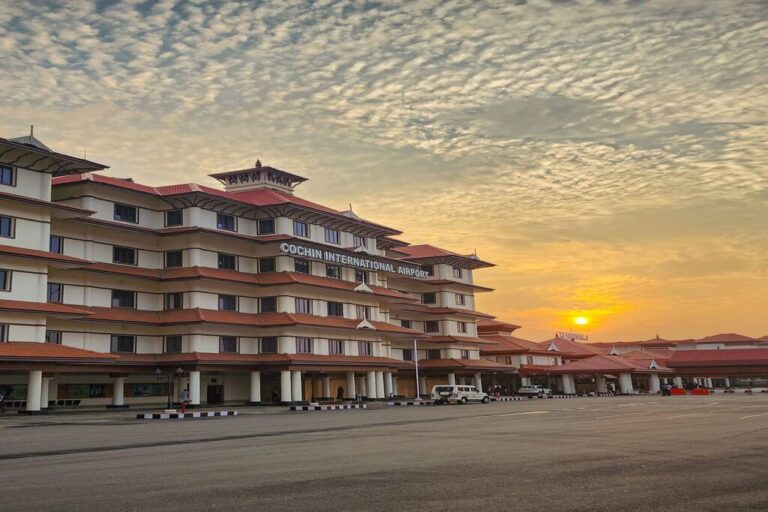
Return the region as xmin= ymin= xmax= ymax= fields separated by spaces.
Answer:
xmin=498 ymin=411 xmax=550 ymax=417
xmin=740 ymin=412 xmax=768 ymax=419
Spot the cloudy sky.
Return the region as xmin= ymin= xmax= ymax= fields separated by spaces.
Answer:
xmin=2 ymin=0 xmax=766 ymax=341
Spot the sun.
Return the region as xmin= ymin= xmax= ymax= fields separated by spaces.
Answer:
xmin=574 ymin=316 xmax=590 ymax=326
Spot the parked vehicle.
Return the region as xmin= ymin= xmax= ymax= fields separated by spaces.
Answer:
xmin=431 ymin=385 xmax=490 ymax=404
xmin=517 ymin=385 xmax=552 ymax=397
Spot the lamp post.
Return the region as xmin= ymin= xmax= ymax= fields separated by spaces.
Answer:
xmin=155 ymin=367 xmax=184 ymax=409
xmin=413 ymin=338 xmax=421 ymax=401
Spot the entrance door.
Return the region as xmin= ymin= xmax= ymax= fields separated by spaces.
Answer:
xmin=207 ymin=384 xmax=223 ymax=404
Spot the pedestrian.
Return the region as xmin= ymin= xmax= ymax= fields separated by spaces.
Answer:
xmin=0 ymin=390 xmax=5 ymax=414
xmin=271 ymin=386 xmax=280 ymax=402
xmin=336 ymin=385 xmax=344 ymax=401
xmin=180 ymin=388 xmax=190 ymax=413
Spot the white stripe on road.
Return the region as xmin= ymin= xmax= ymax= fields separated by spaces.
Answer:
xmin=740 ymin=412 xmax=768 ymax=419
xmin=498 ymin=411 xmax=550 ymax=417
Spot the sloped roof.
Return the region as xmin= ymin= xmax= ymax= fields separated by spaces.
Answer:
xmin=667 ymin=349 xmax=768 ymax=367
xmin=479 ymin=333 xmax=553 ymax=355
xmin=539 ymin=338 xmax=606 ymax=357
xmin=545 ymin=354 xmax=672 ymax=374
xmin=0 ymin=136 xmax=108 ymax=174
xmin=692 ymin=333 xmax=759 ymax=344
xmin=396 ymin=244 xmax=494 ymax=269
xmin=0 ymin=342 xmax=117 ymax=362
xmin=477 ymin=319 xmax=522 ymax=334
xmin=0 ymin=299 xmax=90 ymax=317
xmin=415 ymin=358 xmax=517 ymax=371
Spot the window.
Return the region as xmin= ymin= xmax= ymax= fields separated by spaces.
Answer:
xmin=260 ymin=337 xmax=278 ymax=353
xmin=165 ymin=292 xmax=183 ymax=310
xmin=47 ymin=282 xmax=63 ymax=303
xmin=258 ymin=257 xmax=276 ymax=273
xmin=460 ymin=349 xmax=470 ymax=359
xmin=355 ymin=305 xmax=369 ymax=320
xmin=295 ymin=297 xmax=312 ymax=314
xmin=425 ymin=320 xmax=439 ymax=333
xmin=294 ymin=258 xmax=310 ymax=274
xmin=0 ymin=216 xmax=14 ymax=238
xmin=327 ymin=301 xmax=344 ymax=317
xmin=0 ymin=165 xmax=15 ymax=186
xmin=457 ymin=321 xmax=467 ymax=333
xmin=218 ymin=253 xmax=237 ymax=270
xmin=258 ymin=218 xmax=275 ymax=234
xmin=0 ymin=324 xmax=7 ymax=342
xmin=45 ymin=330 xmax=62 ymax=344
xmin=216 ymin=213 xmax=236 ymax=231
xmin=453 ymin=267 xmax=463 ymax=279
xmin=165 ymin=335 xmax=182 ymax=353
xmin=358 ymin=341 xmax=373 ymax=356
xmin=113 ymin=246 xmax=137 ymax=265
xmin=111 ymin=289 xmax=135 ymax=308
xmin=218 ymin=294 xmax=237 ymax=311
xmin=0 ymin=269 xmax=10 ymax=291
xmin=165 ymin=209 xmax=183 ymax=227
xmin=219 ymin=336 xmax=238 ymax=353
xmin=401 ymin=319 xmax=412 ymax=329
xmin=110 ymin=335 xmax=135 ymax=353
xmin=427 ymin=349 xmax=441 ymax=360
xmin=329 ymin=339 xmax=344 ymax=355
xmin=50 ymin=235 xmax=63 ymax=254
xmin=402 ymin=348 xmax=414 ymax=361
xmin=114 ymin=203 xmax=138 ymax=223
xmin=421 ymin=264 xmax=434 ymax=276
xmin=355 ymin=270 xmax=368 ymax=283
xmin=293 ymin=220 xmax=309 ymax=238
xmin=455 ymin=293 xmax=466 ymax=306
xmin=165 ymin=250 xmax=183 ymax=268
xmin=353 ymin=235 xmax=367 ymax=248
xmin=325 ymin=228 xmax=340 ymax=244
xmin=295 ymin=337 xmax=312 ymax=353
xmin=326 ymin=264 xmax=341 ymax=279
xmin=422 ymin=292 xmax=436 ymax=305
xmin=260 ymin=296 xmax=277 ymax=313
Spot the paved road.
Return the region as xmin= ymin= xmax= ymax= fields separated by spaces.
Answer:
xmin=2 ymin=395 xmax=768 ymax=511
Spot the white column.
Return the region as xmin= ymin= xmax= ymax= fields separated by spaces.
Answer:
xmin=619 ymin=373 xmax=634 ymax=394
xmin=384 ymin=372 xmax=394 ymax=397
xmin=706 ymin=378 xmax=713 ymax=388
xmin=474 ymin=372 xmax=483 ymax=392
xmin=649 ymin=373 xmax=661 ymax=394
xmin=521 ymin=377 xmax=531 ymax=387
xmin=366 ymin=371 xmax=377 ymax=399
xmin=113 ymin=376 xmax=126 ymax=406
xmin=674 ymin=376 xmax=683 ymax=388
xmin=322 ymin=376 xmax=331 ymax=398
xmin=419 ymin=376 xmax=427 ymax=397
xmin=291 ymin=371 xmax=302 ymax=402
xmin=375 ymin=371 xmax=385 ymax=399
xmin=392 ymin=376 xmax=398 ymax=395
xmin=40 ymin=377 xmax=51 ymax=409
xmin=189 ymin=371 xmax=201 ymax=405
xmin=724 ymin=378 xmax=731 ymax=388
xmin=345 ymin=372 xmax=356 ymax=399
xmin=249 ymin=371 xmax=261 ymax=403
xmin=460 ymin=376 xmax=467 ymax=385
xmin=26 ymin=370 xmax=42 ymax=412
xmin=561 ymin=374 xmax=575 ymax=394
xmin=595 ymin=375 xmax=608 ymax=393
xmin=448 ymin=373 xmax=456 ymax=386
xmin=280 ymin=370 xmax=292 ymax=402
xmin=359 ymin=376 xmax=367 ymax=397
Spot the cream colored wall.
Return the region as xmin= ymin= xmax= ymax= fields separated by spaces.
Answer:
xmin=4 ymin=167 xmax=51 ymax=201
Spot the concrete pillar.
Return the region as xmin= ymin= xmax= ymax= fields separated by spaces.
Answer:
xmin=366 ymin=371 xmax=377 ymax=399
xmin=474 ymin=372 xmax=482 ymax=392
xmin=375 ymin=371 xmax=385 ymax=399
xmin=649 ymin=373 xmax=661 ymax=394
xmin=384 ymin=372 xmax=394 ymax=397
xmin=113 ymin=376 xmax=126 ymax=406
xmin=674 ymin=376 xmax=683 ymax=388
xmin=448 ymin=373 xmax=456 ymax=386
xmin=706 ymin=378 xmax=713 ymax=388
xmin=521 ymin=377 xmax=531 ymax=387
xmin=322 ymin=376 xmax=331 ymax=398
xmin=291 ymin=371 xmax=302 ymax=402
xmin=189 ymin=371 xmax=201 ymax=405
xmin=724 ymin=378 xmax=731 ymax=388
xmin=419 ymin=376 xmax=427 ymax=397
xmin=618 ymin=373 xmax=634 ymax=394
xmin=40 ymin=377 xmax=51 ymax=409
xmin=359 ymin=376 xmax=367 ymax=397
xmin=392 ymin=376 xmax=398 ymax=395
xmin=26 ymin=370 xmax=42 ymax=412
xmin=595 ymin=375 xmax=608 ymax=393
xmin=249 ymin=371 xmax=261 ymax=403
xmin=345 ymin=372 xmax=356 ymax=399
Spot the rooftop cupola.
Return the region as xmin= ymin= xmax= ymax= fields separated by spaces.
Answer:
xmin=208 ymin=159 xmax=307 ymax=195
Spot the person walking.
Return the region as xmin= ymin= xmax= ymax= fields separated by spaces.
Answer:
xmin=180 ymin=388 xmax=190 ymax=413
xmin=336 ymin=385 xmax=344 ymax=401
xmin=0 ymin=390 xmax=5 ymax=414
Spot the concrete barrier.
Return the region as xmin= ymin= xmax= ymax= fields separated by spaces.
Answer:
xmin=386 ymin=401 xmax=437 ymax=406
xmin=137 ymin=410 xmax=238 ymax=420
xmin=290 ymin=404 xmax=367 ymax=411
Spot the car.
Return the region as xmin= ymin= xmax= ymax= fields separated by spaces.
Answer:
xmin=431 ymin=384 xmax=490 ymax=404
xmin=517 ymin=385 xmax=552 ymax=397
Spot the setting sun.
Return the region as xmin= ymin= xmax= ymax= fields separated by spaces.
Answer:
xmin=574 ymin=316 xmax=590 ymax=326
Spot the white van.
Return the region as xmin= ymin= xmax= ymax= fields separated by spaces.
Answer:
xmin=431 ymin=384 xmax=490 ymax=404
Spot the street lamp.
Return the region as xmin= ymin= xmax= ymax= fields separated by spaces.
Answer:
xmin=155 ymin=367 xmax=184 ymax=409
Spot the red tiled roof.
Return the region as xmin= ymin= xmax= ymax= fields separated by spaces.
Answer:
xmin=0 ymin=299 xmax=90 ymax=316
xmin=692 ymin=333 xmax=759 ymax=344
xmin=422 ymin=335 xmax=496 ymax=345
xmin=0 ymin=191 xmax=94 ymax=217
xmin=477 ymin=319 xmax=522 ymax=334
xmin=620 ymin=350 xmax=673 ymax=362
xmin=414 ymin=358 xmax=516 ymax=371
xmin=545 ymin=354 xmax=672 ymax=374
xmin=389 ymin=278 xmax=494 ymax=292
xmin=114 ymin=351 xmax=410 ymax=368
xmin=0 ymin=342 xmax=116 ymax=361
xmin=667 ymin=349 xmax=768 ymax=367
xmin=0 ymin=244 xmax=88 ymax=265
xmin=392 ymin=303 xmax=495 ymax=318
xmin=479 ymin=333 xmax=553 ymax=355
xmin=396 ymin=244 xmax=494 ymax=269
xmin=539 ymin=338 xmax=606 ymax=357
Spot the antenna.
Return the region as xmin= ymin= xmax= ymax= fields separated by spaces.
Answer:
xmin=30 ymin=125 xmax=34 ymax=137
xmin=83 ymin=149 xmax=87 ymax=159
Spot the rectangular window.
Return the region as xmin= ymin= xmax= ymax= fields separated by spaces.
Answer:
xmin=45 ymin=330 xmax=62 ymax=344
xmin=217 ymin=253 xmax=237 ymax=270
xmin=260 ymin=337 xmax=278 ymax=353
xmin=353 ymin=235 xmax=367 ymax=248
xmin=455 ymin=293 xmax=466 ymax=306
xmin=401 ymin=319 xmax=412 ymax=329
xmin=295 ymin=337 xmax=312 ymax=353
xmin=0 ymin=324 xmax=8 ymax=342
xmin=114 ymin=203 xmax=138 ymax=223
xmin=260 ymin=296 xmax=277 ymax=313
xmin=113 ymin=246 xmax=137 ymax=265
xmin=427 ymin=349 xmax=441 ymax=360
xmin=165 ymin=292 xmax=183 ymax=310
xmin=355 ymin=270 xmax=368 ymax=283
xmin=327 ymin=301 xmax=344 ymax=317
xmin=460 ymin=349 xmax=470 ymax=359
xmin=165 ymin=209 xmax=183 ymax=227
xmin=421 ymin=265 xmax=434 ymax=276
xmin=295 ymin=297 xmax=312 ymax=314
xmin=47 ymin=282 xmax=63 ymax=303
xmin=355 ymin=305 xmax=369 ymax=320
xmin=216 ymin=213 xmax=236 ymax=231
xmin=0 ymin=216 xmax=14 ymax=238
xmin=422 ymin=292 xmax=436 ymax=305
xmin=324 ymin=228 xmax=340 ymax=244
xmin=165 ymin=250 xmax=183 ymax=268
xmin=0 ymin=165 xmax=16 ymax=186
xmin=358 ymin=341 xmax=373 ymax=356
xmin=50 ymin=235 xmax=63 ymax=254
xmin=294 ymin=258 xmax=310 ymax=274
xmin=165 ymin=335 xmax=182 ymax=353
xmin=453 ymin=267 xmax=463 ymax=279
xmin=0 ymin=269 xmax=10 ymax=291
xmin=218 ymin=294 xmax=237 ymax=311
xmin=326 ymin=264 xmax=341 ymax=279
xmin=219 ymin=336 xmax=238 ymax=353
xmin=258 ymin=218 xmax=275 ymax=234
xmin=111 ymin=289 xmax=135 ymax=308
xmin=110 ymin=335 xmax=135 ymax=353
xmin=402 ymin=348 xmax=414 ymax=361
xmin=526 ymin=356 xmax=534 ymax=365
xmin=293 ymin=220 xmax=309 ymax=238
xmin=425 ymin=320 xmax=439 ymax=333
xmin=329 ymin=339 xmax=344 ymax=355
xmin=457 ymin=321 xmax=467 ymax=333
xmin=258 ymin=257 xmax=276 ymax=273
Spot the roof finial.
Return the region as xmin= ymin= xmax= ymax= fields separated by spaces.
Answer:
xmin=83 ymin=148 xmax=87 ymax=159
xmin=255 ymin=159 xmax=262 ymax=168
xmin=30 ymin=125 xmax=34 ymax=137
xmin=349 ymin=203 xmax=353 ymax=211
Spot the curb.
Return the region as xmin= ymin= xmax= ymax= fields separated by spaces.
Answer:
xmin=386 ymin=401 xmax=437 ymax=406
xmin=290 ymin=404 xmax=368 ymax=411
xmin=136 ymin=410 xmax=238 ymax=420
